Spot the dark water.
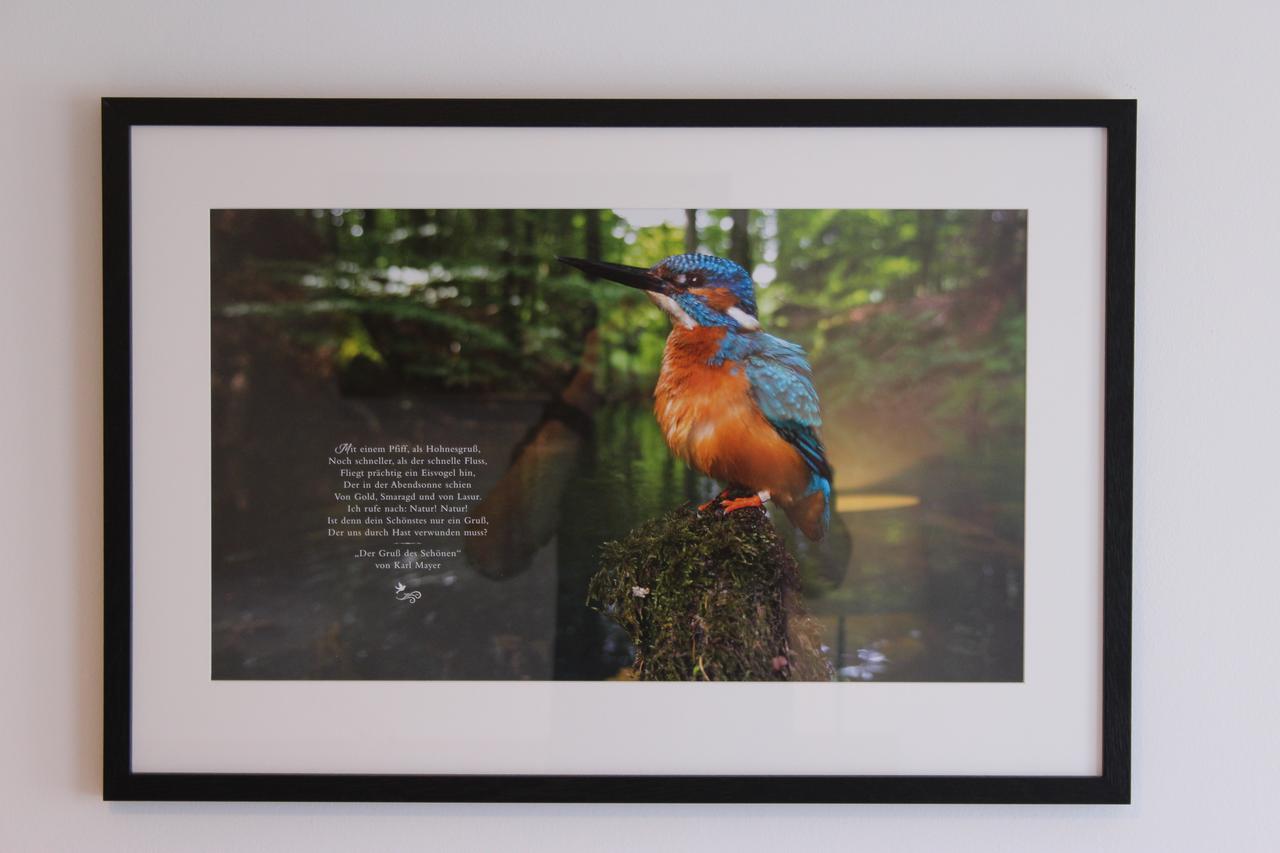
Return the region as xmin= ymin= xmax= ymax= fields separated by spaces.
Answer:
xmin=212 ymin=394 xmax=1023 ymax=682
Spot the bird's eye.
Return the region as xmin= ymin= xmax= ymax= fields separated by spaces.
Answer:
xmin=687 ymin=273 xmax=703 ymax=287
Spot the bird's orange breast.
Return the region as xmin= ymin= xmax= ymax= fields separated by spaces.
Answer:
xmin=653 ymin=327 xmax=810 ymax=502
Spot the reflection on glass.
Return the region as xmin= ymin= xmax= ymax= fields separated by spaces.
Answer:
xmin=211 ymin=208 xmax=1025 ymax=682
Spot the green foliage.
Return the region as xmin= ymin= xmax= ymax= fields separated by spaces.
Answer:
xmin=767 ymin=209 xmax=1028 ymax=433
xmin=587 ymin=504 xmax=831 ymax=681
xmin=214 ymin=209 xmax=613 ymax=394
xmin=212 ymin=208 xmax=1026 ymax=435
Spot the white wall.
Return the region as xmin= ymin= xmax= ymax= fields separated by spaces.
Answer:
xmin=3 ymin=1 xmax=1277 ymax=850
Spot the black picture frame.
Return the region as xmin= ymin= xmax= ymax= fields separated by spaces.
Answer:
xmin=103 ymin=97 xmax=1134 ymax=804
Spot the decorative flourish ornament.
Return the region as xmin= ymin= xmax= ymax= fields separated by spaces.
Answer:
xmin=393 ymin=581 xmax=422 ymax=603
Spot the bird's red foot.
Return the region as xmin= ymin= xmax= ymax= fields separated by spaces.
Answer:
xmin=698 ymin=488 xmax=731 ymax=512
xmin=720 ymin=495 xmax=765 ymax=514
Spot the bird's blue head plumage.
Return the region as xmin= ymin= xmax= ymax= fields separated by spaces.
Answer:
xmin=556 ymin=252 xmax=760 ymax=332
xmin=653 ymin=253 xmax=758 ymax=325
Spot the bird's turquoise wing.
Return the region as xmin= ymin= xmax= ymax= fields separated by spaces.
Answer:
xmin=741 ymin=334 xmax=833 ymax=480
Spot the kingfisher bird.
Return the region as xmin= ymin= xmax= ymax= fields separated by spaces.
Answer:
xmin=559 ymin=252 xmax=833 ymax=540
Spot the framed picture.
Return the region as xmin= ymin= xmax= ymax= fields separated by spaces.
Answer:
xmin=103 ymin=98 xmax=1134 ymax=803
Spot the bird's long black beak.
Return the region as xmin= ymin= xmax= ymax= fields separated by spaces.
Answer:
xmin=557 ymin=256 xmax=666 ymax=293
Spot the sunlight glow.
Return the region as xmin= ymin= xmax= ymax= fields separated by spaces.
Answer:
xmin=835 ymin=493 xmax=921 ymax=513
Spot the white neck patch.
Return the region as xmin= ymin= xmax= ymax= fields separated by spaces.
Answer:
xmin=647 ymin=292 xmax=697 ymax=330
xmin=727 ymin=306 xmax=761 ymax=331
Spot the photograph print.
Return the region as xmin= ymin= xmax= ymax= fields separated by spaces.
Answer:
xmin=211 ymin=206 xmax=1027 ymax=683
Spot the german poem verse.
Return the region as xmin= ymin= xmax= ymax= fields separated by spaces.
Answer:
xmin=326 ymin=442 xmax=489 ymax=575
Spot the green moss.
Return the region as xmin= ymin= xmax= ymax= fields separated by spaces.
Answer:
xmin=587 ymin=504 xmax=832 ymax=681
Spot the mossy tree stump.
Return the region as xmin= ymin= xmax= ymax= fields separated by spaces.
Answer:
xmin=587 ymin=504 xmax=831 ymax=681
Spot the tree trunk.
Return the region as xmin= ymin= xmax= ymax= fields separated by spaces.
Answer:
xmin=918 ymin=209 xmax=940 ymax=294
xmin=729 ymin=209 xmax=751 ymax=269
xmin=500 ymin=209 xmax=521 ymax=345
xmin=588 ymin=504 xmax=831 ymax=681
xmin=584 ymin=208 xmax=601 ymax=261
